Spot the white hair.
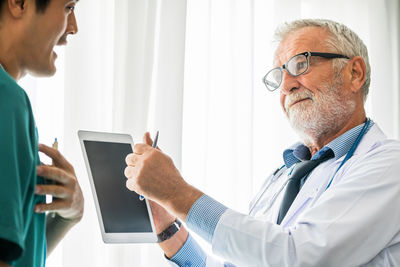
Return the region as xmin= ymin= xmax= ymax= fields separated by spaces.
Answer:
xmin=274 ymin=19 xmax=371 ymax=101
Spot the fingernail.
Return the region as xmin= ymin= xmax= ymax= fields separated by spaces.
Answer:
xmin=35 ymin=186 xmax=40 ymax=193
xmin=34 ymin=207 xmax=40 ymax=212
xmin=36 ymin=166 xmax=42 ymax=174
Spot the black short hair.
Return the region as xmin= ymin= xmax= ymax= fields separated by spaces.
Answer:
xmin=0 ymin=0 xmax=51 ymax=15
xmin=34 ymin=0 xmax=51 ymax=12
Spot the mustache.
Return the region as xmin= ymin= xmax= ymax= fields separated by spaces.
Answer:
xmin=284 ymin=90 xmax=315 ymax=110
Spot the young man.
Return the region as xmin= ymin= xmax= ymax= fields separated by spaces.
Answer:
xmin=0 ymin=0 xmax=84 ymax=266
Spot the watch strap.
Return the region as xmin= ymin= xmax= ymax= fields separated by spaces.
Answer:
xmin=157 ymin=219 xmax=182 ymax=243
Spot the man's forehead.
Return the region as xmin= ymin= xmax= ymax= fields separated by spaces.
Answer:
xmin=274 ymin=27 xmax=331 ymax=66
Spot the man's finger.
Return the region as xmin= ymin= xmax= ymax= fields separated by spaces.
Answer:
xmin=143 ymin=132 xmax=153 ymax=146
xmin=38 ymin=143 xmax=74 ymax=172
xmin=125 ymin=153 xmax=137 ymax=165
xmin=34 ymin=199 xmax=69 ymax=213
xmin=133 ymin=143 xmax=151 ymax=154
xmin=143 ymin=132 xmax=161 ymax=150
xmin=124 ymin=166 xmax=135 ymax=178
xmin=35 ymin=185 xmax=71 ymax=198
xmin=38 ymin=143 xmax=62 ymax=161
xmin=126 ymin=178 xmax=137 ymax=192
xmin=37 ymin=165 xmax=69 ymax=185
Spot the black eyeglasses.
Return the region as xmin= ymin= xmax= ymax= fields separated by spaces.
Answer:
xmin=263 ymin=52 xmax=350 ymax=91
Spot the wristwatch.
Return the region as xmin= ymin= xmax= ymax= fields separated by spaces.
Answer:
xmin=157 ymin=219 xmax=182 ymax=243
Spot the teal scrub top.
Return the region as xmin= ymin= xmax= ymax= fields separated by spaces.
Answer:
xmin=0 ymin=66 xmax=46 ymax=266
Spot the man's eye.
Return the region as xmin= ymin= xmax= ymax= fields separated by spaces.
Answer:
xmin=296 ymin=62 xmax=306 ymax=71
xmin=66 ymin=6 xmax=75 ymax=12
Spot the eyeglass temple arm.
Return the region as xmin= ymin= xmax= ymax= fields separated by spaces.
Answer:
xmin=309 ymin=52 xmax=350 ymax=59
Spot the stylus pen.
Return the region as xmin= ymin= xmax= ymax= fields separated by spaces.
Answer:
xmin=139 ymin=130 xmax=159 ymax=201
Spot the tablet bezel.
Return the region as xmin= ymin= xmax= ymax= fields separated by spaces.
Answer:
xmin=78 ymin=130 xmax=157 ymax=243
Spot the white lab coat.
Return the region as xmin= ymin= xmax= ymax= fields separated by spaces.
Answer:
xmin=205 ymin=124 xmax=400 ymax=266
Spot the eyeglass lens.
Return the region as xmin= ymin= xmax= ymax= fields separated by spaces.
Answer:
xmin=287 ymin=54 xmax=308 ymax=76
xmin=264 ymin=54 xmax=308 ymax=91
xmin=264 ymin=69 xmax=282 ymax=90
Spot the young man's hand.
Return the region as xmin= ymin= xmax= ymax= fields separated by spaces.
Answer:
xmin=34 ymin=144 xmax=84 ymax=223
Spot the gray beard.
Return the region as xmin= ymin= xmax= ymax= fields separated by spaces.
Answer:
xmin=285 ymin=80 xmax=356 ymax=146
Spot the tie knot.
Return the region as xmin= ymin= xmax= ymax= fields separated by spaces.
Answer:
xmin=292 ymin=148 xmax=334 ymax=182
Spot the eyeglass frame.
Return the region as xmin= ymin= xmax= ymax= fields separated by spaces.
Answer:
xmin=263 ymin=51 xmax=350 ymax=92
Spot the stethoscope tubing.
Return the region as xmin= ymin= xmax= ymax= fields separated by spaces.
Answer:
xmin=249 ymin=118 xmax=371 ymax=216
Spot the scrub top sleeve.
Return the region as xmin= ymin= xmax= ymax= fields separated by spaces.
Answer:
xmin=0 ymin=98 xmax=28 ymax=261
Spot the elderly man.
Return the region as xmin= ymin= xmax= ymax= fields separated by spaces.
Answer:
xmin=0 ymin=0 xmax=84 ymax=266
xmin=125 ymin=19 xmax=400 ymax=266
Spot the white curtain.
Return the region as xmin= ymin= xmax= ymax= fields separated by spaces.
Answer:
xmin=22 ymin=0 xmax=399 ymax=266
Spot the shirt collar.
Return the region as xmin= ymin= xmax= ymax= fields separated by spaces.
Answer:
xmin=283 ymin=120 xmax=375 ymax=168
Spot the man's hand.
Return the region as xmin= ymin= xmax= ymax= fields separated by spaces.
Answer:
xmin=137 ymin=134 xmax=189 ymax=257
xmin=124 ymin=139 xmax=184 ymax=203
xmin=34 ymin=143 xmax=84 ymax=255
xmin=35 ymin=143 xmax=84 ymax=222
xmin=125 ymin=132 xmax=203 ymax=220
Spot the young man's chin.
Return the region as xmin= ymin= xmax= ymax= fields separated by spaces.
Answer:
xmin=33 ymin=52 xmax=58 ymax=76
xmin=29 ymin=65 xmax=57 ymax=77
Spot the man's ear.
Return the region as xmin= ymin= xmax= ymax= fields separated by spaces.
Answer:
xmin=7 ymin=0 xmax=27 ymax=18
xmin=348 ymin=56 xmax=366 ymax=94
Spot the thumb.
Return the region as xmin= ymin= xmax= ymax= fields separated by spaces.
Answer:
xmin=143 ymin=132 xmax=153 ymax=146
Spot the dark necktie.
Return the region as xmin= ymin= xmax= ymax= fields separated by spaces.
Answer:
xmin=277 ymin=149 xmax=334 ymax=225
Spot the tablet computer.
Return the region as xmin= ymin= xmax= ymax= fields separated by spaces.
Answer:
xmin=78 ymin=130 xmax=157 ymax=243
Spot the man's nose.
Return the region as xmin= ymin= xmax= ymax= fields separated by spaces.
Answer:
xmin=280 ymin=70 xmax=300 ymax=95
xmin=67 ymin=11 xmax=78 ymax=35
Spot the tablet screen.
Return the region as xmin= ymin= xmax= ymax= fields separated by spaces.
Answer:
xmin=83 ymin=140 xmax=152 ymax=233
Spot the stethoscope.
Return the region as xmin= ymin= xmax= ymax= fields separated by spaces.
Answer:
xmin=249 ymin=118 xmax=372 ymax=216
